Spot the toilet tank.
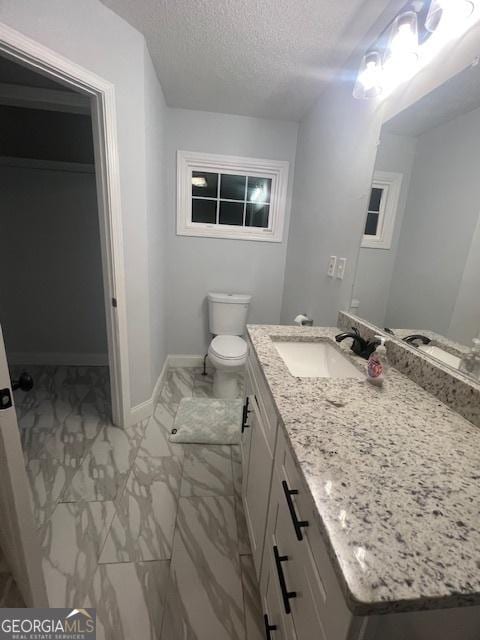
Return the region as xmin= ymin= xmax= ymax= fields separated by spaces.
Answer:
xmin=208 ymin=292 xmax=252 ymax=335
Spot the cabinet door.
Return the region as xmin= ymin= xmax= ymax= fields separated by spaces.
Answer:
xmin=264 ymin=466 xmax=330 ymax=640
xmin=240 ymin=364 xmax=255 ymax=472
xmin=262 ymin=544 xmax=298 ymax=640
xmin=243 ymin=395 xmax=274 ymax=576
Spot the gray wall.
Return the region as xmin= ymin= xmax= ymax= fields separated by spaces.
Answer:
xmin=352 ymin=132 xmax=417 ymax=327
xmin=144 ymin=43 xmax=169 ymax=387
xmin=0 ymin=106 xmax=94 ymax=163
xmin=449 ymin=211 xmax=480 ymax=343
xmin=0 ymin=0 xmax=169 ymax=406
xmin=0 ymin=165 xmax=107 ymax=358
xmin=386 ymin=106 xmax=480 ymax=337
xmin=280 ymin=78 xmax=385 ymax=328
xmin=165 ymin=108 xmax=298 ymax=355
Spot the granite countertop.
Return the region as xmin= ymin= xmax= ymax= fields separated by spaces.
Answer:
xmin=246 ymin=324 xmax=480 ymax=616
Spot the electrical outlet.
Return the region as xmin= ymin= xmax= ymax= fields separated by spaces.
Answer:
xmin=336 ymin=257 xmax=347 ymax=280
xmin=327 ymin=256 xmax=337 ymax=278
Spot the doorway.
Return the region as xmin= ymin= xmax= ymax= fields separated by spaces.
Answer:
xmin=0 ymin=23 xmax=130 ymax=607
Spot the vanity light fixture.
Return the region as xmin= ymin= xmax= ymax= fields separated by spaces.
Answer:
xmin=353 ymin=0 xmax=477 ymax=99
xmin=192 ymin=176 xmax=207 ymax=187
xmin=426 ymin=0 xmax=475 ymax=32
xmin=353 ymin=51 xmax=383 ymax=99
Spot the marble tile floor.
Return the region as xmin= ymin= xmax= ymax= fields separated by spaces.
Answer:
xmin=10 ymin=364 xmax=263 ymax=639
xmin=0 ymin=544 xmax=25 ymax=607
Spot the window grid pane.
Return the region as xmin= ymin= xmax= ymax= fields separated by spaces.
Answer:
xmin=191 ymin=171 xmax=271 ymax=229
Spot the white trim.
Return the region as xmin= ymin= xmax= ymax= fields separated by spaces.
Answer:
xmin=177 ymin=150 xmax=289 ymax=243
xmin=128 ymin=357 xmax=169 ymax=426
xmin=168 ymin=354 xmax=206 ymax=368
xmin=362 ymin=170 xmax=403 ymax=250
xmin=0 ymin=156 xmax=95 ymax=173
xmin=0 ymin=24 xmax=130 ymax=427
xmin=8 ymin=352 xmax=108 ymax=366
xmin=0 ymin=82 xmax=90 ymax=114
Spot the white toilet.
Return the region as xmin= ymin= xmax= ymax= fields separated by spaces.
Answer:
xmin=207 ymin=292 xmax=251 ymax=399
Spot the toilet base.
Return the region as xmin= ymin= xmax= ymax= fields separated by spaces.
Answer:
xmin=213 ymin=370 xmax=240 ymax=399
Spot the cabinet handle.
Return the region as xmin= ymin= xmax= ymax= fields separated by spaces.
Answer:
xmin=273 ymin=545 xmax=297 ymax=614
xmin=264 ymin=614 xmax=277 ymax=639
xmin=282 ymin=480 xmax=309 ymax=542
xmin=241 ymin=397 xmax=252 ymax=433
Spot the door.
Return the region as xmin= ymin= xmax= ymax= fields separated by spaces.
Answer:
xmin=0 ymin=323 xmax=48 ymax=606
xmin=243 ymin=395 xmax=274 ymax=576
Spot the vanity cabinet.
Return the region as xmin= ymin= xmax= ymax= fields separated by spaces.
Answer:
xmin=242 ymin=345 xmax=358 ymax=639
xmin=243 ymin=338 xmax=480 ymax=640
xmin=262 ymin=426 xmax=358 ymax=640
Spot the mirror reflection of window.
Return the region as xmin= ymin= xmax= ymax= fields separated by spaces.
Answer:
xmin=365 ymin=187 xmax=385 ymax=236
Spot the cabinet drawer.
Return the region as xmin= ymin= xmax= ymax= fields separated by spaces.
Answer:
xmin=275 ymin=429 xmax=353 ymax=640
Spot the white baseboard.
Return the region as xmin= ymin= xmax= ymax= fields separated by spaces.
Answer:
xmin=8 ymin=352 xmax=109 ymax=366
xmin=128 ymin=356 xmax=169 ymax=427
xmin=168 ymin=354 xmax=205 ymax=368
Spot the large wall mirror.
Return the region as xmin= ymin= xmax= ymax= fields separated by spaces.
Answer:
xmin=352 ymin=62 xmax=480 ymax=381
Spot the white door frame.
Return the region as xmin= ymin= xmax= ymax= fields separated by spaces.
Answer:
xmin=0 ymin=23 xmax=130 ymax=426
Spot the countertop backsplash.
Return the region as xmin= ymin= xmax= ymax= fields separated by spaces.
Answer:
xmin=338 ymin=311 xmax=480 ymax=428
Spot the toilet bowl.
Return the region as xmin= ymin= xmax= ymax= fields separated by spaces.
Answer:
xmin=208 ymin=335 xmax=248 ymax=399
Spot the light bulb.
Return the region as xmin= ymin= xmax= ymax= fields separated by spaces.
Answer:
xmin=353 ymin=51 xmax=383 ymax=99
xmin=382 ymin=12 xmax=419 ymax=90
xmin=387 ymin=11 xmax=419 ymax=59
xmin=192 ymin=176 xmax=207 ymax=188
xmin=426 ymin=0 xmax=475 ymax=32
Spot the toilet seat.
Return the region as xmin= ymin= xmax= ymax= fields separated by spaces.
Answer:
xmin=209 ymin=335 xmax=248 ymax=362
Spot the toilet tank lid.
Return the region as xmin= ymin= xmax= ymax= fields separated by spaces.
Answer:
xmin=208 ymin=292 xmax=252 ymax=304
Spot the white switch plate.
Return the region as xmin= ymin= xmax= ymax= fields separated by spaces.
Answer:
xmin=336 ymin=257 xmax=347 ymax=280
xmin=327 ymin=256 xmax=337 ymax=277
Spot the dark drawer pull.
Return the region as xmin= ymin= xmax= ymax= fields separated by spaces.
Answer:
xmin=273 ymin=545 xmax=297 ymax=614
xmin=241 ymin=397 xmax=252 ymax=433
xmin=264 ymin=614 xmax=277 ymax=639
xmin=282 ymin=480 xmax=309 ymax=541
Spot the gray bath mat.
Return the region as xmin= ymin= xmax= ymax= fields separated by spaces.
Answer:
xmin=170 ymin=398 xmax=243 ymax=445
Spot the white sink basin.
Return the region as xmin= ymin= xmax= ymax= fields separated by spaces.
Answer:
xmin=418 ymin=344 xmax=461 ymax=370
xmin=273 ymin=340 xmax=364 ymax=379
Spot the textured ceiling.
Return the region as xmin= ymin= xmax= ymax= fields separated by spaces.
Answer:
xmin=385 ymin=62 xmax=480 ymax=137
xmin=99 ymin=0 xmax=389 ymax=121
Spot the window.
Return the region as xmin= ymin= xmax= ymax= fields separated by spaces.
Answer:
xmin=362 ymin=171 xmax=403 ymax=250
xmin=177 ymin=151 xmax=289 ymax=242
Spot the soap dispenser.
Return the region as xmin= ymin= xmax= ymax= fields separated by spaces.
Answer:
xmin=459 ymin=338 xmax=480 ymax=380
xmin=367 ymin=335 xmax=389 ymax=387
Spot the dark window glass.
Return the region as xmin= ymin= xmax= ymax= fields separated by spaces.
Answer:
xmin=219 ymin=201 xmax=244 ymax=225
xmin=192 ymin=198 xmax=217 ymax=224
xmin=368 ymin=187 xmax=383 ymax=212
xmin=246 ymin=203 xmax=270 ymax=228
xmin=247 ymin=177 xmax=271 ymax=203
xmin=192 ymin=171 xmax=218 ymax=198
xmin=220 ymin=174 xmax=246 ymax=200
xmin=364 ymin=212 xmax=379 ymax=236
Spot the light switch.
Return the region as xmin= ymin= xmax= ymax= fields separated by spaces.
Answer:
xmin=336 ymin=257 xmax=347 ymax=280
xmin=327 ymin=256 xmax=337 ymax=278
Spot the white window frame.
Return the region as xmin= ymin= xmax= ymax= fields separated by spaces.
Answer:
xmin=362 ymin=170 xmax=403 ymax=250
xmin=177 ymin=150 xmax=289 ymax=242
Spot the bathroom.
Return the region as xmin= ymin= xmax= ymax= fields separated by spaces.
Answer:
xmin=0 ymin=1 xmax=480 ymax=639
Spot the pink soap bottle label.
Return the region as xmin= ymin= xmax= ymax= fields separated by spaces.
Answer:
xmin=368 ymin=354 xmax=383 ymax=378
